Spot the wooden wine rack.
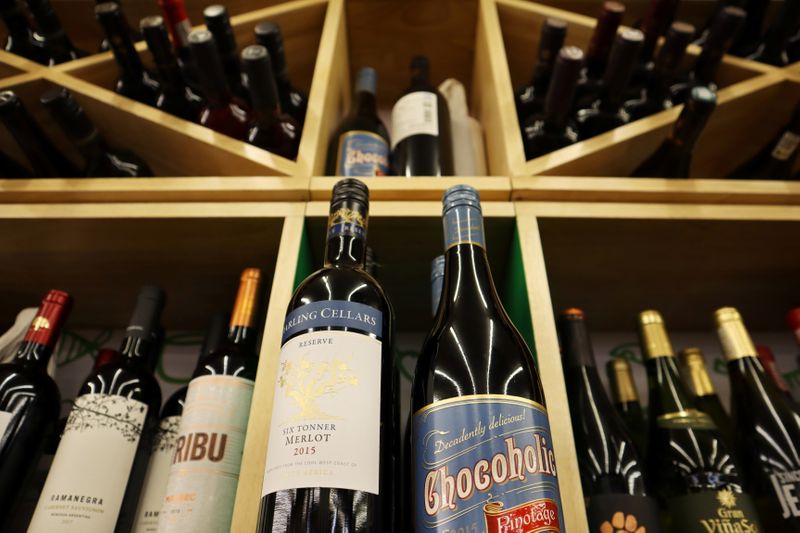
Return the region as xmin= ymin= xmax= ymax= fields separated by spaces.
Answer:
xmin=1 ymin=0 xmax=800 ymax=532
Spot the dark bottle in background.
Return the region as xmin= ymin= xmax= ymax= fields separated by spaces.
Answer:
xmin=576 ymin=28 xmax=644 ymax=139
xmin=140 ymin=15 xmax=204 ymax=122
xmin=0 ymin=0 xmax=47 ymax=64
xmin=637 ymin=0 xmax=681 ymax=70
xmin=514 ymin=17 xmax=567 ymax=125
xmin=638 ymin=310 xmax=762 ymax=532
xmin=29 ymin=286 xmax=165 ymax=533
xmin=241 ymin=45 xmax=300 ymax=159
xmin=677 ymin=347 xmax=735 ymax=445
xmin=160 ymin=269 xmax=262 ymax=532
xmin=716 ymin=307 xmax=800 ymax=532
xmin=188 ymin=29 xmax=250 ymax=140
xmin=756 ymin=345 xmax=796 ymax=403
xmin=695 ymin=0 xmax=745 ymax=46
xmin=258 ymin=179 xmax=397 ymax=533
xmin=98 ymin=0 xmax=142 ymax=52
xmin=523 ymin=46 xmax=583 ymax=159
xmin=96 ymin=2 xmax=161 ymax=106
xmin=411 ymin=185 xmax=564 ymax=532
xmin=731 ymin=0 xmax=771 ymax=56
xmin=392 ymin=56 xmax=454 ymax=176
xmin=41 ymin=86 xmax=155 ymax=177
xmin=326 ymin=67 xmax=391 ymax=176
xmin=559 ymin=309 xmax=662 ymax=532
xmin=204 ymin=5 xmax=249 ymax=104
xmin=254 ymin=21 xmax=308 ymax=129
xmin=25 ymin=0 xmax=87 ymax=64
xmin=0 ymin=90 xmax=80 ymax=177
xmin=746 ymin=0 xmax=800 ymax=66
xmin=790 ymin=308 xmax=800 ymax=371
xmin=573 ymin=2 xmax=625 ymax=112
xmin=158 ymin=0 xmax=192 ymax=62
xmin=729 ymin=100 xmax=800 ymax=180
xmin=0 ymin=290 xmax=71 ymax=528
xmin=632 ymin=86 xmax=717 ymax=178
xmin=606 ymin=357 xmax=648 ymax=457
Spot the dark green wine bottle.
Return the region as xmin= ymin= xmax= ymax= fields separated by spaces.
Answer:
xmin=677 ymin=347 xmax=735 ymax=445
xmin=606 ymin=357 xmax=648 ymax=456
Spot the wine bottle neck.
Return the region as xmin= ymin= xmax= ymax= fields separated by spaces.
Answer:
xmin=559 ymin=315 xmax=597 ymax=368
xmin=608 ymin=359 xmax=640 ymax=404
xmin=647 ymin=354 xmax=696 ymax=414
xmin=104 ymin=20 xmax=145 ymax=77
xmin=119 ymin=334 xmax=153 ymax=364
xmin=324 ymin=200 xmax=368 ymax=268
xmin=761 ymin=0 xmax=800 ymax=60
xmin=1 ymin=5 xmax=30 ymax=38
xmin=716 ymin=310 xmax=757 ymax=361
xmin=667 ymin=106 xmax=708 ymax=152
xmin=354 ymin=90 xmax=377 ymax=117
xmin=15 ymin=292 xmax=72 ymax=366
xmin=680 ymin=351 xmax=718 ymax=396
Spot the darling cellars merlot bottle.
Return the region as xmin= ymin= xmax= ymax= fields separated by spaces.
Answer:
xmin=412 ymin=185 xmax=564 ymax=532
xmin=258 ymin=179 xmax=397 ymax=532
xmin=30 ymin=286 xmax=165 ymax=533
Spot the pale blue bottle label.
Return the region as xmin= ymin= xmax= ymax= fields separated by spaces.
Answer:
xmin=282 ymin=300 xmax=383 ymax=343
xmin=336 ymin=130 xmax=390 ymax=177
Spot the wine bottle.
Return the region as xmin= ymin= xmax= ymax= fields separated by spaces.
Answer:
xmin=576 ymin=29 xmax=644 ymax=139
xmin=157 ymin=0 xmax=191 ymax=61
xmin=631 ymin=85 xmax=717 ymax=178
xmin=756 ymin=345 xmax=796 ymax=403
xmin=29 ymin=286 xmax=165 ymax=533
xmin=392 ymin=55 xmax=454 ymax=176
xmin=258 ymin=179 xmax=396 ymax=532
xmin=747 ymin=0 xmax=800 ymax=65
xmin=0 ymin=0 xmax=47 ymax=64
xmin=559 ymin=309 xmax=662 ymax=532
xmin=715 ymin=307 xmax=800 ymax=531
xmin=188 ymin=29 xmax=249 ymax=139
xmin=411 ymin=185 xmax=564 ymax=532
xmin=40 ymin=86 xmax=155 ymax=177
xmin=98 ymin=0 xmax=142 ymax=53
xmin=670 ymin=7 xmax=746 ymax=105
xmin=131 ymin=311 xmax=228 ymax=533
xmin=159 ymin=269 xmax=262 ymax=532
xmin=241 ymin=45 xmax=300 ymax=159
xmin=638 ymin=310 xmax=762 ymax=531
xmin=514 ymin=18 xmax=567 ymax=125
xmin=254 ymin=21 xmax=308 ymax=128
xmin=677 ymin=347 xmax=735 ymax=445
xmin=326 ymin=67 xmax=391 ymax=176
xmin=140 ymin=15 xmax=204 ymax=122
xmin=637 ymin=0 xmax=681 ymax=69
xmin=790 ymin=308 xmax=800 ymax=371
xmin=695 ymin=0 xmax=744 ymax=46
xmin=731 ymin=0 xmax=771 ymax=56
xmin=430 ymin=254 xmax=444 ymax=317
xmin=606 ymin=357 xmax=648 ymax=457
xmin=729 ymin=101 xmax=800 ymax=180
xmin=572 ymin=2 xmax=625 ymax=113
xmin=522 ymin=46 xmax=583 ymax=159
xmin=624 ymin=22 xmax=695 ymax=121
xmin=0 ymin=149 xmax=32 ymax=178
xmin=0 ymin=290 xmax=71 ymax=527
xmin=204 ymin=5 xmax=249 ymax=104
xmin=0 ymin=90 xmax=80 ymax=177
xmin=24 ymin=0 xmax=86 ymax=64
xmin=96 ymin=2 xmax=161 ymax=106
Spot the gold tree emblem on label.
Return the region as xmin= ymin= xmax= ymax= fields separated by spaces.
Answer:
xmin=278 ymin=357 xmax=359 ymax=421
xmin=717 ymin=489 xmax=737 ymax=509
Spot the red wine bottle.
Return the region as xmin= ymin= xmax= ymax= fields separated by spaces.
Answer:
xmin=204 ymin=5 xmax=249 ymax=104
xmin=241 ymin=45 xmax=300 ymax=159
xmin=160 ymin=269 xmax=262 ymax=532
xmin=559 ymin=309 xmax=662 ymax=532
xmin=412 ymin=185 xmax=564 ymax=532
xmin=606 ymin=357 xmax=648 ymax=457
xmin=514 ymin=17 xmax=567 ymax=125
xmin=632 ymin=85 xmax=717 ymax=178
xmin=677 ymin=347 xmax=735 ymax=445
xmin=0 ymin=290 xmax=71 ymax=528
xmin=188 ymin=29 xmax=250 ymax=139
xmin=522 ymin=46 xmax=583 ymax=159
xmin=254 ymin=21 xmax=308 ymax=129
xmin=756 ymin=345 xmax=796 ymax=403
xmin=40 ymin=86 xmax=155 ymax=177
xmin=326 ymin=67 xmax=391 ymax=176
xmin=157 ymin=0 xmax=191 ymax=61
xmin=24 ymin=0 xmax=87 ymax=64
xmin=715 ymin=307 xmax=800 ymax=531
xmin=392 ymin=56 xmax=454 ymax=176
xmin=573 ymin=2 xmax=625 ymax=112
xmin=0 ymin=0 xmax=47 ymax=64
xmin=30 ymin=286 xmax=165 ymax=533
xmin=729 ymin=100 xmax=800 ymax=180
xmin=140 ymin=15 xmax=204 ymax=122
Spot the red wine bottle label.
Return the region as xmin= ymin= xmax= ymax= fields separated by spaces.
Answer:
xmin=586 ymin=494 xmax=662 ymax=533
xmin=132 ymin=415 xmax=181 ymax=533
xmin=771 ymin=469 xmax=800 ymax=519
xmin=159 ymin=375 xmax=254 ymax=532
xmin=391 ymin=91 xmax=439 ymax=148
xmin=263 ymin=326 xmax=382 ymax=495
xmin=29 ymin=394 xmax=148 ymax=533
xmin=772 ymin=131 xmax=800 ymax=161
xmin=335 ymin=130 xmax=390 ymax=176
xmin=667 ymin=490 xmax=762 ymax=531
xmin=413 ymin=394 xmax=564 ymax=532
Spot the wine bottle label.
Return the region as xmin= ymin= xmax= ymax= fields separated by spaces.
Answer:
xmin=413 ymin=394 xmax=564 ymax=532
xmin=28 ymin=393 xmax=148 ymax=533
xmin=586 ymin=494 xmax=661 ymax=533
xmin=0 ymin=410 xmax=13 ymax=441
xmin=131 ymin=415 xmax=182 ymax=533
xmin=444 ymin=203 xmax=486 ymax=250
xmin=335 ymin=130 xmax=390 ymax=176
xmin=282 ymin=300 xmax=382 ymax=342
xmin=668 ymin=489 xmax=761 ymax=531
xmin=327 ymin=205 xmax=367 ymax=240
xmin=771 ymin=469 xmax=800 ymax=519
xmin=656 ymin=409 xmax=716 ymax=430
xmin=391 ymin=91 xmax=439 ymax=148
xmin=263 ymin=323 xmax=382 ymax=495
xmin=158 ymin=375 xmax=254 ymax=533
xmin=771 ymin=131 xmax=800 ymax=161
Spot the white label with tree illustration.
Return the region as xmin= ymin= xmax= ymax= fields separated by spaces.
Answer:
xmin=28 ymin=393 xmax=148 ymax=533
xmin=262 ymin=329 xmax=382 ymax=495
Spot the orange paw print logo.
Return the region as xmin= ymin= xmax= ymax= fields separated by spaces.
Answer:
xmin=599 ymin=512 xmax=645 ymax=533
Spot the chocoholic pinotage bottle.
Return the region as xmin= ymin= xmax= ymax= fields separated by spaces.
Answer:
xmin=0 ymin=290 xmax=71 ymax=526
xmin=258 ymin=179 xmax=397 ymax=532
xmin=29 ymin=287 xmax=165 ymax=533
xmin=412 ymin=185 xmax=564 ymax=532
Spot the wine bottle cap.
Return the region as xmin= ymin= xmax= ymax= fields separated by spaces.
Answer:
xmin=95 ymin=1 xmax=121 ymax=18
xmin=23 ymin=289 xmax=73 ymax=348
xmin=355 ymin=67 xmax=377 ymax=96
xmin=140 ymin=15 xmax=177 ymax=66
xmin=241 ymin=44 xmax=280 ymax=112
xmin=40 ymin=86 xmax=97 ymax=143
xmin=543 ymin=46 xmax=583 ymax=126
xmin=254 ymin=21 xmax=287 ymax=74
xmin=140 ymin=14 xmax=164 ymax=32
xmin=188 ymin=29 xmax=227 ymax=93
xmin=442 ymin=184 xmax=481 ymax=214
xmin=714 ymin=306 xmax=757 ymax=361
xmin=539 ymin=18 xmax=568 ymax=61
xmin=557 ymin=308 xmax=597 ymax=368
xmin=204 ymin=4 xmax=236 ymax=55
xmin=586 ymin=3 xmax=625 ymax=62
xmin=230 ymin=268 xmax=262 ymax=329
xmin=431 ymin=255 xmax=445 ymax=281
xmin=606 ymin=358 xmax=640 ymax=403
xmin=637 ymin=309 xmax=675 ymax=358
xmin=656 ymin=21 xmax=695 ymax=69
xmin=126 ymin=286 xmax=166 ymax=339
xmin=560 ymin=307 xmax=584 ymax=318
xmin=678 ymin=347 xmax=717 ymax=396
xmin=331 ymin=178 xmax=369 ymax=208
xmin=410 ymin=55 xmax=430 ymax=81
xmin=602 ymin=28 xmax=644 ymax=101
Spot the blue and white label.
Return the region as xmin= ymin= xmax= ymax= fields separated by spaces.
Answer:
xmin=444 ymin=204 xmax=486 ymax=249
xmin=282 ymin=300 xmax=383 ymax=344
xmin=414 ymin=394 xmax=564 ymax=533
xmin=336 ymin=130 xmax=390 ymax=176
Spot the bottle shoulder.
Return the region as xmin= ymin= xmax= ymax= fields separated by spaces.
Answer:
xmin=0 ymin=362 xmax=60 ymax=404
xmin=79 ymin=360 xmax=161 ymax=412
xmin=291 ymin=266 xmax=393 ymax=314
